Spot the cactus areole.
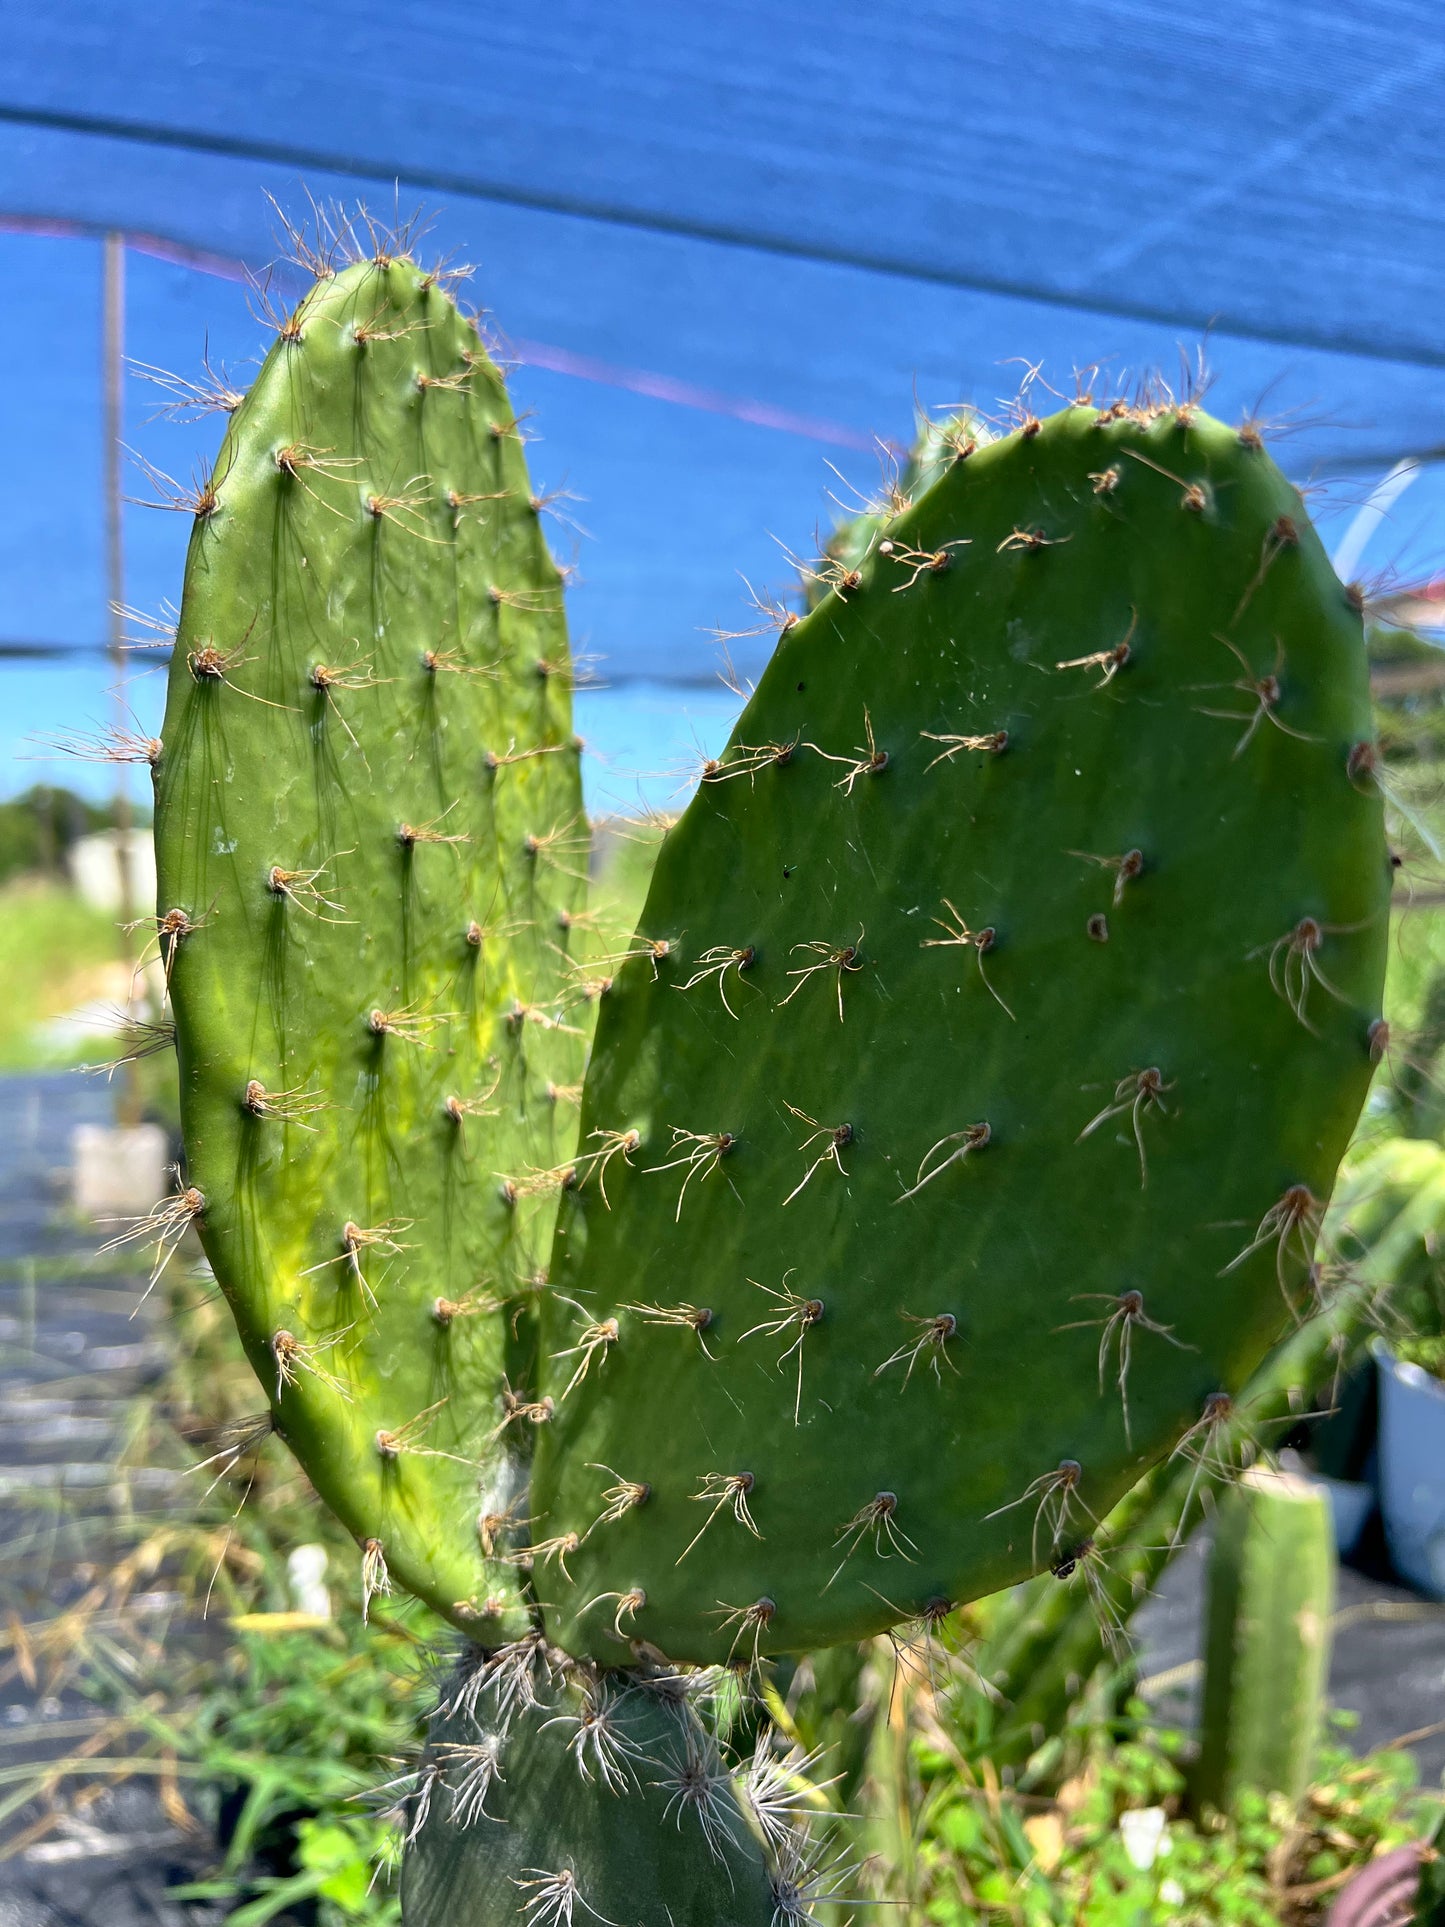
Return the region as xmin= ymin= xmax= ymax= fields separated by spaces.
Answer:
xmin=155 ymin=251 xmax=1389 ymax=1671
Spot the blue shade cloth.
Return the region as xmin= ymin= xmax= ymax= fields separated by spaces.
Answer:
xmin=0 ymin=1 xmax=1443 ymax=726
xmin=7 ymin=1 xmax=1445 ymax=367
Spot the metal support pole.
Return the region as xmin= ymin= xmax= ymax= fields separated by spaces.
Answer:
xmin=104 ymin=232 xmax=141 ymax=1128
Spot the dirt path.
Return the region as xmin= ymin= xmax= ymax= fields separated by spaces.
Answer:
xmin=0 ymin=1073 xmax=222 ymax=1926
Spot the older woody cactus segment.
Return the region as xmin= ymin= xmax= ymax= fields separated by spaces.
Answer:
xmin=402 ymin=1653 xmax=780 ymax=1925
xmin=533 ymin=400 xmax=1390 ymax=1663
xmin=152 ymin=248 xmax=588 ymax=1632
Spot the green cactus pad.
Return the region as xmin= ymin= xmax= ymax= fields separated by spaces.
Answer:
xmin=402 ymin=1656 xmax=781 ymax=1926
xmin=153 ymin=253 xmax=587 ymax=1633
xmin=532 ymin=402 xmax=1390 ymax=1663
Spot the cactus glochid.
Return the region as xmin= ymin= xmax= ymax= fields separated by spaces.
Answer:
xmin=147 ymin=222 xmax=1388 ymax=1919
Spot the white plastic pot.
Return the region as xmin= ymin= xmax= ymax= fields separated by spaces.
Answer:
xmin=1376 ymin=1343 xmax=1445 ymax=1600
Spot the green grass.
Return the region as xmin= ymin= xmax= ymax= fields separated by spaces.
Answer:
xmin=0 ymin=877 xmax=131 ymax=1070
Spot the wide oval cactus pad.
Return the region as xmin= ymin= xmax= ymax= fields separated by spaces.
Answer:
xmin=532 ymin=403 xmax=1390 ymax=1663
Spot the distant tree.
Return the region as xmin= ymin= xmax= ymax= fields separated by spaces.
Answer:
xmin=0 ymin=786 xmax=150 ymax=887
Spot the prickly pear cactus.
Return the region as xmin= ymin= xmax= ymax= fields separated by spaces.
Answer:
xmin=532 ymin=401 xmax=1390 ymax=1663
xmin=153 ymin=251 xmax=587 ymax=1632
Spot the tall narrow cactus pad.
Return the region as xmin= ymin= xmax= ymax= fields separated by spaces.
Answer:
xmin=533 ymin=403 xmax=1389 ymax=1663
xmin=403 ymin=1659 xmax=780 ymax=1926
xmin=153 ymin=253 xmax=586 ymax=1632
xmin=1194 ymin=1466 xmax=1334 ymax=1813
